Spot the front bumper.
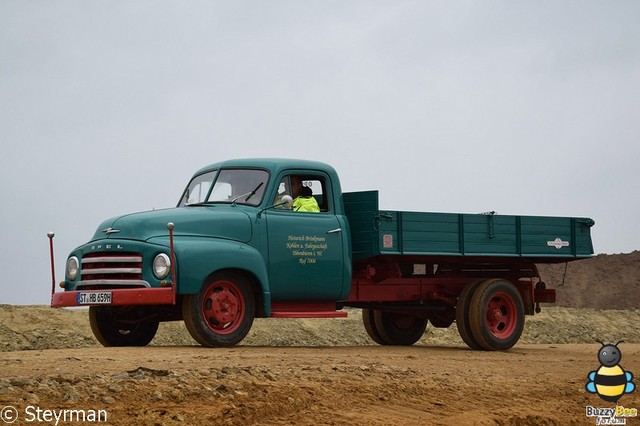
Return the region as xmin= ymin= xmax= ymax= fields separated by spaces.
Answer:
xmin=51 ymin=287 xmax=176 ymax=308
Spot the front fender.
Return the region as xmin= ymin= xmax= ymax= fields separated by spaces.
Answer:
xmin=148 ymin=236 xmax=271 ymax=316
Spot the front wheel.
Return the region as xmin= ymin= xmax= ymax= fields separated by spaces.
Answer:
xmin=468 ymin=279 xmax=525 ymax=351
xmin=89 ymin=306 xmax=159 ymax=347
xmin=183 ymin=272 xmax=255 ymax=347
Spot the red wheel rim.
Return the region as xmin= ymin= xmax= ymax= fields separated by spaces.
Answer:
xmin=201 ymin=280 xmax=245 ymax=335
xmin=484 ymin=291 xmax=517 ymax=339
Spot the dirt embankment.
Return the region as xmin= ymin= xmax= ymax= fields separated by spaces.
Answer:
xmin=2 ymin=305 xmax=640 ymax=353
xmin=538 ymin=250 xmax=640 ymax=310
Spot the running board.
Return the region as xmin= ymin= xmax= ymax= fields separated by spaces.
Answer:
xmin=270 ymin=302 xmax=348 ymax=318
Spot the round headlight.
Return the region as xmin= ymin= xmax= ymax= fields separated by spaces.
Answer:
xmin=153 ymin=253 xmax=171 ymax=279
xmin=66 ymin=256 xmax=79 ymax=281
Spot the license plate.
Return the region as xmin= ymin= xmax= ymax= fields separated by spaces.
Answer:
xmin=77 ymin=291 xmax=112 ymax=305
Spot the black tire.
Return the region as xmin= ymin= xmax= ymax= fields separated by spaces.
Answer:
xmin=428 ymin=308 xmax=455 ymax=328
xmin=183 ymin=271 xmax=255 ymax=347
xmin=455 ymin=280 xmax=483 ymax=350
xmin=372 ymin=310 xmax=427 ymax=346
xmin=468 ymin=279 xmax=525 ymax=351
xmin=362 ymin=308 xmax=388 ymax=345
xmin=89 ymin=306 xmax=159 ymax=347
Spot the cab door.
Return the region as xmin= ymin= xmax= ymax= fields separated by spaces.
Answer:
xmin=265 ymin=174 xmax=345 ymax=300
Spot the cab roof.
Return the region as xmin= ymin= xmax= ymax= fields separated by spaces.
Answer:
xmin=192 ymin=158 xmax=338 ymax=177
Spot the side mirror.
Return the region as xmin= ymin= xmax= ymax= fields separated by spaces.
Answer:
xmin=257 ymin=195 xmax=294 ymax=218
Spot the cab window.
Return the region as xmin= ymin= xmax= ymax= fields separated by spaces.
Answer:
xmin=273 ymin=174 xmax=329 ymax=212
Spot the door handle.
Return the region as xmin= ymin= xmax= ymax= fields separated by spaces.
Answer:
xmin=327 ymin=228 xmax=342 ymax=234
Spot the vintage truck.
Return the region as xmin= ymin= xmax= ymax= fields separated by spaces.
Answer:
xmin=48 ymin=158 xmax=595 ymax=351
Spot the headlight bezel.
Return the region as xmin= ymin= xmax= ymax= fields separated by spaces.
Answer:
xmin=66 ymin=256 xmax=80 ymax=281
xmin=153 ymin=253 xmax=171 ymax=280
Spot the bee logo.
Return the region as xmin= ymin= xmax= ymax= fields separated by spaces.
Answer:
xmin=586 ymin=341 xmax=635 ymax=403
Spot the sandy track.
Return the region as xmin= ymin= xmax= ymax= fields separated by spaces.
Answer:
xmin=2 ymin=344 xmax=640 ymax=425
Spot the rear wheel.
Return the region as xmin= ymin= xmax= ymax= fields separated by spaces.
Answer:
xmin=455 ymin=281 xmax=483 ymax=350
xmin=468 ymin=279 xmax=525 ymax=351
xmin=362 ymin=308 xmax=387 ymax=345
xmin=89 ymin=306 xmax=159 ymax=347
xmin=372 ymin=310 xmax=427 ymax=345
xmin=428 ymin=307 xmax=455 ymax=328
xmin=183 ymin=271 xmax=255 ymax=347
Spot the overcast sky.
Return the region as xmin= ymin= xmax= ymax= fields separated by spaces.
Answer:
xmin=1 ymin=1 xmax=639 ymax=305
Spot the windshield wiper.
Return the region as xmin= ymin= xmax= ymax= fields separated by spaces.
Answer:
xmin=231 ymin=182 xmax=264 ymax=205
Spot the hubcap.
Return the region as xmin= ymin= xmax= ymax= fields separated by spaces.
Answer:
xmin=202 ymin=281 xmax=244 ymax=334
xmin=484 ymin=292 xmax=517 ymax=339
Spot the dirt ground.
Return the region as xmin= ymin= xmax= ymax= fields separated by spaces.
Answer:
xmin=2 ymin=344 xmax=640 ymax=426
xmin=2 ymin=305 xmax=640 ymax=425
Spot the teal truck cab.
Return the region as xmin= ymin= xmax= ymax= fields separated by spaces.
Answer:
xmin=49 ymin=158 xmax=595 ymax=350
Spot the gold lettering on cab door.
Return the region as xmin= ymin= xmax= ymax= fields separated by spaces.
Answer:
xmin=287 ymin=235 xmax=328 ymax=265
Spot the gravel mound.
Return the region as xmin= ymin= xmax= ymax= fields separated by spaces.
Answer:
xmin=2 ymin=305 xmax=639 ymax=352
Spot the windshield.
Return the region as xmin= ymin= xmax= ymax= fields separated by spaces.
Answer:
xmin=178 ymin=169 xmax=269 ymax=207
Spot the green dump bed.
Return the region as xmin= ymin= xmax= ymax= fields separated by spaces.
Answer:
xmin=343 ymin=190 xmax=594 ymax=262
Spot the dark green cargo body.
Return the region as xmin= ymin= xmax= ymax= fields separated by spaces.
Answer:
xmin=343 ymin=190 xmax=594 ymax=262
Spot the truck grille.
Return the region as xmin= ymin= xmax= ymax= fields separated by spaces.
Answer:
xmin=77 ymin=252 xmax=149 ymax=289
